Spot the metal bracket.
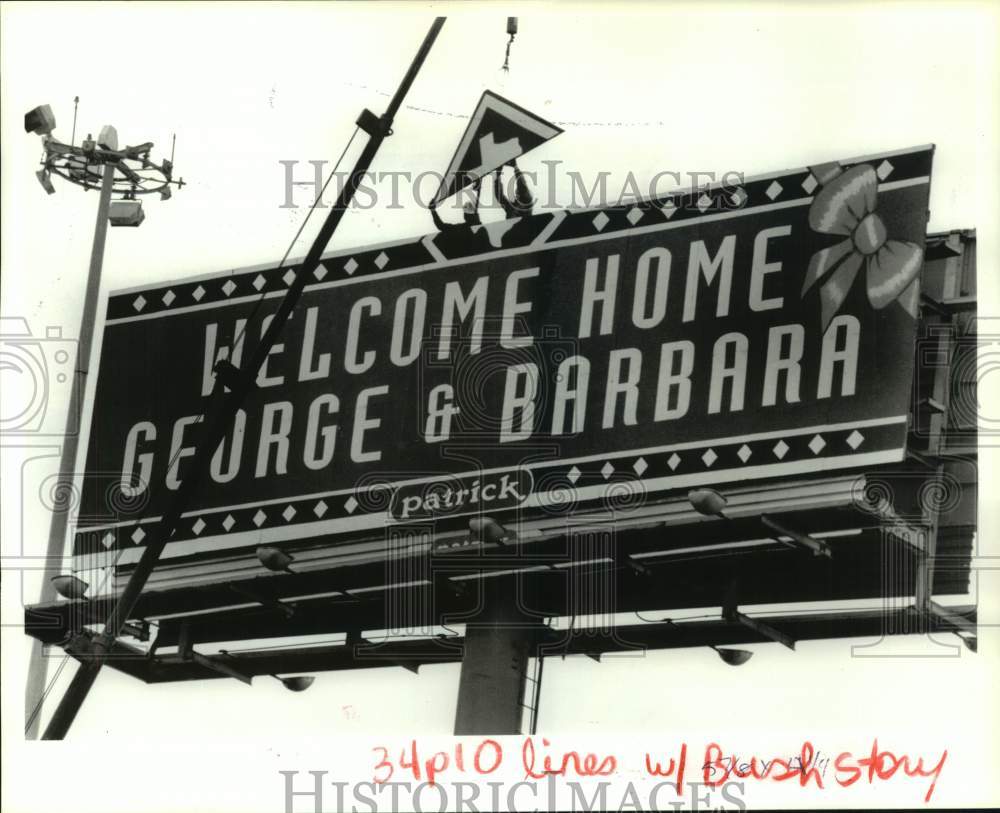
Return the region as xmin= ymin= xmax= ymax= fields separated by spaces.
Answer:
xmin=356 ymin=108 xmax=392 ymax=137
xmin=723 ymin=604 xmax=796 ymax=651
xmin=228 ymin=583 xmax=295 ymax=618
xmin=214 ymin=359 xmax=254 ymax=392
xmin=625 ymin=556 xmax=652 ymax=577
xmin=189 ymin=651 xmax=253 ymax=685
xmin=760 ymin=514 xmax=832 ymax=558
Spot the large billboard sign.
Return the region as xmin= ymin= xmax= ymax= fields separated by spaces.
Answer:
xmin=74 ymin=146 xmax=933 ymax=570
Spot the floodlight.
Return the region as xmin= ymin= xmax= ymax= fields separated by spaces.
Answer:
xmin=257 ymin=545 xmax=295 ymax=573
xmin=160 ymin=185 xmax=172 ymax=201
xmin=35 ymin=169 xmax=56 ymax=195
xmin=51 ymin=574 xmax=89 ymax=600
xmin=960 ymin=634 xmax=977 ymax=653
xmin=97 ymin=124 xmax=118 ymax=151
xmin=712 ymin=646 xmax=753 ymax=667
xmin=109 ymin=199 xmax=145 ymax=227
xmin=25 ymin=104 xmax=56 ymax=135
xmin=688 ymin=488 xmax=728 ymax=518
xmin=469 ymin=516 xmax=508 ymax=544
xmin=273 ymin=675 xmax=315 ymax=692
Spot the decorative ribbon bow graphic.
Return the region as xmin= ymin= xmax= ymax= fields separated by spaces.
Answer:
xmin=802 ymin=163 xmax=923 ymax=332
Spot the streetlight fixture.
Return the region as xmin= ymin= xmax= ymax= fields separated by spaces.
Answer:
xmin=24 ymin=100 xmax=183 ymax=740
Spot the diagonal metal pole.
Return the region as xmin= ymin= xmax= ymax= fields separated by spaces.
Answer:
xmin=41 ymin=16 xmax=446 ymax=740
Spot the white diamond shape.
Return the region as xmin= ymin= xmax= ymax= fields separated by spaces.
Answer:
xmin=252 ymin=274 xmax=266 ymax=291
xmin=282 ymin=505 xmax=297 ymax=522
xmin=702 ymin=448 xmax=717 ymax=467
xmin=344 ymin=496 xmax=358 ymax=514
xmin=192 ymin=285 xmax=206 ymax=301
xmin=660 ymin=200 xmax=677 ymax=219
xmin=161 ymin=290 xmax=175 ymax=306
xmin=253 ymin=509 xmax=267 ymax=527
xmin=222 ymin=280 xmax=236 ymax=297
xmin=809 ymin=434 xmax=826 ymax=455
xmin=737 ymin=444 xmax=752 ymax=463
xmin=374 ymin=251 xmax=389 ymax=270
xmin=633 ymin=457 xmax=648 ymax=476
xmin=283 ymin=269 xmax=296 ymax=286
xmin=222 ymin=514 xmax=235 ymax=532
xmin=314 ymin=266 xmax=328 ymax=281
xmin=567 ymin=466 xmax=581 ymax=484
xmin=773 ymin=440 xmax=789 ymax=459
xmin=592 ymin=212 xmax=609 ymax=232
xmin=765 ymin=180 xmax=783 ymax=200
xmin=847 ymin=430 xmax=865 ymax=450
xmin=344 ymin=257 xmax=358 ymax=275
xmin=192 ymin=518 xmax=206 ymax=535
xmin=132 ymin=295 xmax=147 ymax=312
xmin=802 ymin=174 xmax=818 ymax=194
xmin=729 ymin=187 xmax=747 ymax=207
xmin=876 ymin=160 xmax=894 ymax=181
xmin=101 ymin=531 xmax=115 ymax=549
xmin=696 ymin=192 xmax=712 ymax=212
xmin=600 ymin=461 xmax=614 ymax=480
xmin=667 ymin=453 xmax=681 ymax=470
xmin=131 ymin=526 xmax=146 ymax=544
xmin=626 ymin=207 xmax=643 ymax=225
xmin=314 ymin=500 xmax=328 ymax=518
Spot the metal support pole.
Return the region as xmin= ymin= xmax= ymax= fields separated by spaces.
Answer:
xmin=454 ymin=577 xmax=543 ymax=735
xmin=40 ymin=17 xmax=445 ymax=741
xmin=25 ymin=161 xmax=114 ymax=739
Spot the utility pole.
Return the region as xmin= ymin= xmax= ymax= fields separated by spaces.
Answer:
xmin=39 ymin=16 xmax=446 ymax=740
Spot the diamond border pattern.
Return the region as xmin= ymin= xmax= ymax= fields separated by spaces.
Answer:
xmin=104 ymin=149 xmax=933 ymax=321
xmin=78 ymin=422 xmax=897 ymax=555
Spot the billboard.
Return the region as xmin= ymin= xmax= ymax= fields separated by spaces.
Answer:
xmin=74 ymin=146 xmax=933 ymax=571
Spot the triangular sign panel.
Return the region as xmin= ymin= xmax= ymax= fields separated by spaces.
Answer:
xmin=432 ymin=91 xmax=563 ymax=205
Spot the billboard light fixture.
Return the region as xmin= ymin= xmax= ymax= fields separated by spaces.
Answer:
xmin=256 ymin=546 xmax=296 ymax=574
xmin=469 ymin=516 xmax=509 ymax=545
xmin=273 ymin=674 xmax=315 ymax=692
xmin=51 ymin=575 xmax=89 ymax=600
xmin=687 ymin=488 xmax=831 ymax=558
xmin=712 ymin=646 xmax=754 ymax=667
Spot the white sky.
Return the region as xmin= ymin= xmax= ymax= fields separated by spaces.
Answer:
xmin=2 ymin=3 xmax=999 ymax=811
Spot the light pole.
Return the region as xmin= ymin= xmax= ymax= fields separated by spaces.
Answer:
xmin=38 ymin=16 xmax=445 ymax=741
xmin=23 ymin=103 xmax=183 ymax=739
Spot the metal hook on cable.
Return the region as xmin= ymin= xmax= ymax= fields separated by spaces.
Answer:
xmin=502 ymin=17 xmax=517 ymax=72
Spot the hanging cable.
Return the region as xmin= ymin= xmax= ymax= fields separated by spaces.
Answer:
xmin=229 ymin=124 xmax=361 ymax=356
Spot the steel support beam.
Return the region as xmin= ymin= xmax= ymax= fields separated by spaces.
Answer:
xmin=454 ymin=577 xmax=544 ymax=735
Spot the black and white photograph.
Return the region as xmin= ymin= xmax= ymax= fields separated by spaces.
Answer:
xmin=1 ymin=3 xmax=997 ymax=811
